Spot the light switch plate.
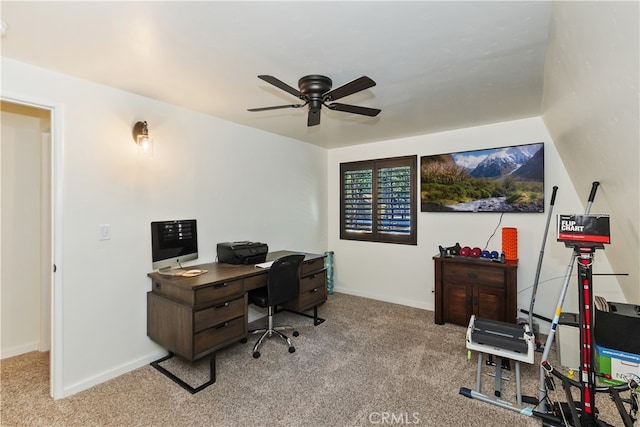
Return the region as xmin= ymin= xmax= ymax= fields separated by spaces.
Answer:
xmin=99 ymin=224 xmax=111 ymax=241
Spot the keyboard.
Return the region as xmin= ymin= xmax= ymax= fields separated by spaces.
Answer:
xmin=255 ymin=261 xmax=274 ymax=269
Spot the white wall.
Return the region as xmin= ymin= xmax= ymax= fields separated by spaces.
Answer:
xmin=1 ymin=57 xmax=328 ymax=397
xmin=542 ymin=1 xmax=639 ymax=303
xmin=1 ymin=111 xmax=42 ymax=357
xmin=328 ymin=117 xmax=626 ymax=332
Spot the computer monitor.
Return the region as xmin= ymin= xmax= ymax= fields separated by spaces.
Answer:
xmin=151 ymin=219 xmax=198 ymax=273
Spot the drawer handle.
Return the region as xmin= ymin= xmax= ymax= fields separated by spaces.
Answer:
xmin=309 ymin=274 xmax=317 ymax=279
xmin=154 ymin=282 xmax=161 ymax=290
xmin=214 ymin=322 xmax=229 ymax=330
xmin=467 ymin=272 xmax=478 ymax=279
xmin=216 ymin=302 xmax=230 ymax=309
xmin=214 ymin=282 xmax=230 ymax=289
xmin=311 ymin=288 xmax=319 ymax=293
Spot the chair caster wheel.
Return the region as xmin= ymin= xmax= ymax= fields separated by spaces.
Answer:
xmin=253 ymin=351 xmax=260 ymax=359
xmin=288 ymin=346 xmax=295 ymax=353
xmin=293 ymin=331 xmax=299 ymax=337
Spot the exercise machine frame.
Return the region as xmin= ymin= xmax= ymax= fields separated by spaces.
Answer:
xmin=533 ymin=243 xmax=638 ymax=426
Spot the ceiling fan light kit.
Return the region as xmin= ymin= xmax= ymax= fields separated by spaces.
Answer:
xmin=248 ymin=74 xmax=381 ymax=126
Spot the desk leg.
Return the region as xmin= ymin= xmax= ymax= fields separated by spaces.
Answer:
xmin=150 ymin=352 xmax=216 ymax=394
xmin=280 ymin=305 xmax=326 ymax=326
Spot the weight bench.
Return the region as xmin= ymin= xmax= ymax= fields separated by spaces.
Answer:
xmin=460 ymin=315 xmax=535 ymax=414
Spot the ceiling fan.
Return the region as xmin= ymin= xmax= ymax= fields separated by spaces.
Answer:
xmin=248 ymin=74 xmax=381 ymax=126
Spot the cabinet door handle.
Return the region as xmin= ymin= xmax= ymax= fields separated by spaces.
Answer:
xmin=473 ymin=296 xmax=479 ymax=305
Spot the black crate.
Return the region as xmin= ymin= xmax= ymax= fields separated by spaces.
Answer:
xmin=594 ymin=302 xmax=640 ymax=355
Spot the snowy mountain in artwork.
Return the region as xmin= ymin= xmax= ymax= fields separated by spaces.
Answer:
xmin=465 ymin=144 xmax=543 ymax=180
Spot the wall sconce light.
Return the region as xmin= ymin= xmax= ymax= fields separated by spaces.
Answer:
xmin=132 ymin=120 xmax=154 ymax=154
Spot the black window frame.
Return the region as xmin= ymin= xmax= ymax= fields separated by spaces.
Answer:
xmin=340 ymin=155 xmax=417 ymax=245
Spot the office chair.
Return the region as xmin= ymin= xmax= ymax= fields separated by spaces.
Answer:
xmin=248 ymin=254 xmax=305 ymax=359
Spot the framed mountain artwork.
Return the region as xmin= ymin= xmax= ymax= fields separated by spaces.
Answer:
xmin=420 ymin=142 xmax=544 ymax=213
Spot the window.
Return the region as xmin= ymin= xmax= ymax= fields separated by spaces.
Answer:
xmin=340 ymin=155 xmax=417 ymax=245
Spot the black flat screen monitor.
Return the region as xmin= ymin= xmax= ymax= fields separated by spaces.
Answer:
xmin=151 ymin=219 xmax=198 ymax=272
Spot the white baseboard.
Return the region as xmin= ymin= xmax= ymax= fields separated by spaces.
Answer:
xmin=332 ymin=286 xmax=433 ymax=312
xmin=1 ymin=342 xmax=39 ymax=360
xmin=56 ymin=291 xmax=428 ymax=398
xmin=62 ymin=350 xmax=166 ymax=398
xmin=55 ymin=303 xmax=300 ymax=398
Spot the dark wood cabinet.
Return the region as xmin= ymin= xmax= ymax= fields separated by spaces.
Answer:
xmin=434 ymin=256 xmax=517 ymax=326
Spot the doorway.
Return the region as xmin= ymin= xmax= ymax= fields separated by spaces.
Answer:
xmin=1 ymin=99 xmax=55 ymax=397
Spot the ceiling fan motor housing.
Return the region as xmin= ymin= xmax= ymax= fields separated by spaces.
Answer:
xmin=298 ymin=75 xmax=333 ymax=96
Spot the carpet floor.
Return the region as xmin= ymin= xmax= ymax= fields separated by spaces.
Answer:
xmin=1 ymin=293 xmax=634 ymax=426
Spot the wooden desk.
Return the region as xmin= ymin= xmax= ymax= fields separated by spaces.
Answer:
xmin=146 ymin=250 xmax=327 ymax=393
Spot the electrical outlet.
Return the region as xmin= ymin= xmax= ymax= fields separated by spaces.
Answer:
xmin=99 ymin=224 xmax=111 ymax=241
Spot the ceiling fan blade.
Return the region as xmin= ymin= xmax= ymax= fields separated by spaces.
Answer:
xmin=257 ymin=75 xmax=303 ymax=98
xmin=248 ymin=103 xmax=305 ymax=112
xmin=323 ymin=76 xmax=376 ymax=101
xmin=328 ymin=103 xmax=381 ymax=117
xmin=307 ymin=108 xmax=321 ymax=126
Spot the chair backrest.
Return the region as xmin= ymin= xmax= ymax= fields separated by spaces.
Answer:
xmin=267 ymin=254 xmax=305 ymax=306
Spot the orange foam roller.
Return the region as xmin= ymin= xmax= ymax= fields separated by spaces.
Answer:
xmin=502 ymin=227 xmax=518 ymax=261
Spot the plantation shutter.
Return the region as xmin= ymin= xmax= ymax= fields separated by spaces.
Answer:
xmin=343 ymin=168 xmax=373 ymax=234
xmin=377 ymin=165 xmax=412 ymax=236
xmin=340 ymin=156 xmax=417 ymax=245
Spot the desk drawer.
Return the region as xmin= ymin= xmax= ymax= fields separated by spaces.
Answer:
xmin=298 ymin=286 xmax=326 ymax=310
xmin=244 ymin=274 xmax=267 ymax=291
xmin=300 ymin=270 xmax=327 ymax=293
xmin=194 ymin=279 xmax=243 ymax=305
xmin=194 ymin=316 xmax=246 ymax=357
xmin=442 ymin=263 xmax=504 ymax=286
xmin=194 ymin=295 xmax=246 ymax=333
xmin=301 ymin=257 xmax=325 ymax=277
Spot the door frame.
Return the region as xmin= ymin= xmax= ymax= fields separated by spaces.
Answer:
xmin=2 ymin=93 xmax=64 ymax=399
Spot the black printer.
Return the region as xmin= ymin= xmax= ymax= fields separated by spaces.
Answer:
xmin=217 ymin=241 xmax=268 ymax=265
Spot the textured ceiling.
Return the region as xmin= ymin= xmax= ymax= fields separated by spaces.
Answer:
xmin=0 ymin=1 xmax=552 ymax=149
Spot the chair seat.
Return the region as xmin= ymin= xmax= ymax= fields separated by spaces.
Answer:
xmin=248 ymin=287 xmax=269 ymax=308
